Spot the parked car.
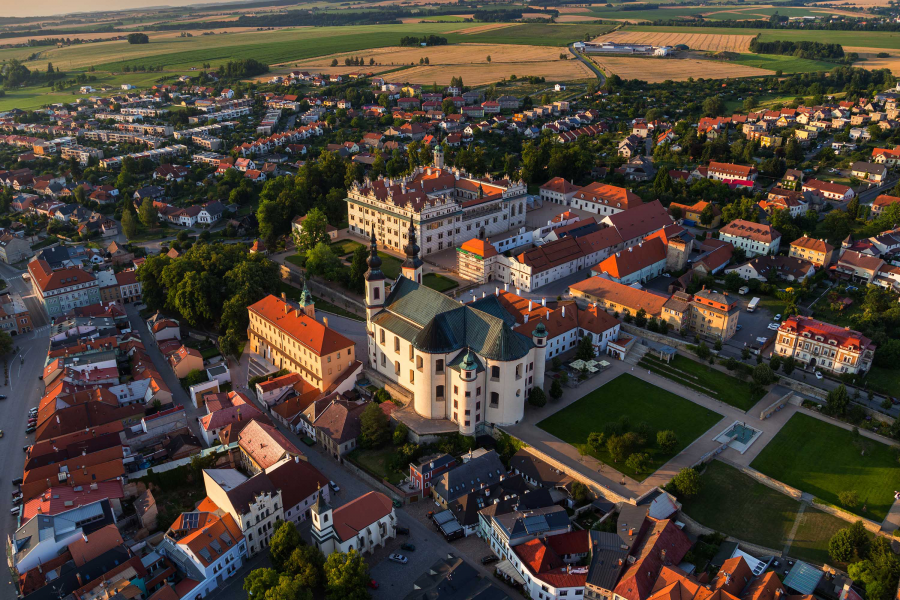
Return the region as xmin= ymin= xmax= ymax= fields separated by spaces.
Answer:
xmin=10 ymin=506 xmax=20 ymax=516
xmin=774 ymin=314 xmax=782 ymax=322
xmin=396 ymin=527 xmax=410 ymax=535
xmin=0 ymin=395 xmax=8 ymax=400
xmin=388 ymin=554 xmax=408 ymax=564
xmin=11 ymin=477 xmax=22 ymax=486
xmin=400 ymin=543 xmax=416 ymax=552
xmin=815 ymin=371 xmax=824 ymax=380
xmin=481 ymin=555 xmax=499 ymax=565
xmin=767 ymin=323 xmax=779 ymax=331
xmin=25 ymin=426 xmax=35 ymax=434
xmin=368 ymin=580 xmax=379 ymax=590
xmin=330 ymin=481 xmax=340 ymax=493
xmin=736 ymin=324 xmax=743 ymax=331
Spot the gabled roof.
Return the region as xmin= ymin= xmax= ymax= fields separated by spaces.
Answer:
xmin=719 ymin=220 xmax=780 ymax=244
xmin=790 ymin=236 xmax=833 ymax=254
xmin=330 ymin=491 xmax=393 ymax=542
xmin=603 ymin=200 xmax=672 ymax=242
xmin=248 ymin=295 xmax=354 ymax=356
xmin=238 ymin=419 xmax=303 ymax=470
xmin=593 ymin=237 xmax=666 ymax=279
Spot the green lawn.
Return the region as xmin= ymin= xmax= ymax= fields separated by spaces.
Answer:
xmin=285 ymin=254 xmax=306 ymax=268
xmin=681 ymin=460 xmax=800 ymax=551
xmin=790 ymin=507 xmax=870 ymax=567
xmin=348 ymin=447 xmax=405 ymax=485
xmin=537 ymin=374 xmax=723 ymax=480
xmin=862 ymin=366 xmax=900 ymax=397
xmin=378 ymin=252 xmax=402 ymax=280
xmin=278 ymin=281 xmax=363 ymax=321
xmin=330 ymin=239 xmax=365 ymax=257
xmin=640 ymin=354 xmax=763 ymax=411
xmin=423 ymin=273 xmax=459 ymax=293
xmin=751 ymin=413 xmax=900 ymax=521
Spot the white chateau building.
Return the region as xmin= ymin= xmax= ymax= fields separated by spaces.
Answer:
xmin=346 ymin=147 xmax=528 ymax=256
xmin=364 ymin=227 xmax=547 ymax=435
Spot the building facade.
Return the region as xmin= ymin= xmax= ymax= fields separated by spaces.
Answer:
xmin=27 ymin=260 xmax=101 ymax=317
xmin=347 ymin=147 xmax=527 ymax=258
xmin=774 ymin=316 xmax=875 ymax=375
xmin=365 ymin=229 xmax=547 ymax=435
xmin=247 ymin=293 xmax=356 ymax=391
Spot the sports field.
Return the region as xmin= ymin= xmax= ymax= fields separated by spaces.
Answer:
xmin=537 ymin=374 xmax=723 ymax=480
xmin=751 ymin=412 xmax=900 ymax=521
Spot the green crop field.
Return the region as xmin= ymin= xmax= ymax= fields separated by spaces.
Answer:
xmin=730 ymin=53 xmax=837 ymax=73
xmin=454 ymin=22 xmax=616 ymax=46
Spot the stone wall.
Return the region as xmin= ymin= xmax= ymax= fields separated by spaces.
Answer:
xmin=716 ymin=457 xmax=803 ymax=500
xmin=759 ymin=392 xmax=794 ymax=420
xmin=620 ymin=323 xmax=695 ymax=352
xmin=497 ymin=431 xmax=632 ymax=505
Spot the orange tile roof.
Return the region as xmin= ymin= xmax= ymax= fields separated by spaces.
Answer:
xmin=68 ymin=524 xmax=124 ymax=566
xmin=568 ymin=277 xmax=670 ymax=317
xmin=331 ymin=491 xmax=393 ymax=542
xmin=540 ymin=177 xmax=580 ymax=195
xmin=708 ymin=162 xmax=756 ymax=178
xmin=790 ymin=236 xmax=833 ymax=254
xmin=248 ymin=294 xmax=354 ymax=356
xmin=28 ymin=260 xmax=97 ymax=293
xmin=719 ymin=219 xmax=781 ymax=244
xmin=573 ymin=182 xmax=641 ymax=210
xmin=459 ymin=238 xmax=498 ymax=259
xmin=592 ymin=237 xmax=666 ymax=280
xmin=873 ymin=194 xmax=900 ymax=209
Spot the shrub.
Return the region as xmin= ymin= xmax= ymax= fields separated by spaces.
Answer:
xmin=657 ymin=430 xmax=678 ymax=453
xmin=671 ymin=467 xmax=701 ymax=498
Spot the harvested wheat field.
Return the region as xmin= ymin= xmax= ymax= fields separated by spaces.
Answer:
xmin=592 ymin=30 xmax=753 ymax=52
xmin=558 ymin=6 xmax=595 ymax=13
xmin=852 ymin=52 xmax=900 ymax=73
xmin=291 ymin=43 xmax=589 ymax=84
xmin=589 ymin=56 xmax=770 ymax=82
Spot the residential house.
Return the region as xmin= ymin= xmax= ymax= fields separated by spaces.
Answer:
xmin=27 ymin=260 xmax=100 ymax=317
xmin=310 ymin=491 xmax=396 ymax=556
xmin=718 ymin=220 xmax=781 ymax=256
xmin=775 ymin=315 xmax=875 ymax=375
xmin=789 ymin=237 xmax=834 ymax=267
xmin=726 ymin=255 xmax=816 ymax=283
xmin=168 ymin=345 xmax=203 ymax=378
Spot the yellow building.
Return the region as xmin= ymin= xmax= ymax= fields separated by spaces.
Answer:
xmin=247 ymin=290 xmax=356 ymax=391
xmin=788 ymin=236 xmax=834 ymax=268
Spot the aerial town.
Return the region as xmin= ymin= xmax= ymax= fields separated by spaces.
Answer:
xmin=4 ymin=4 xmax=900 ymax=600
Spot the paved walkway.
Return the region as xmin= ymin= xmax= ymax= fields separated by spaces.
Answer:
xmin=505 ymin=359 xmax=809 ymax=500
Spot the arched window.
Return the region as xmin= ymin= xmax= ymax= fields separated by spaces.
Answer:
xmin=491 ymin=365 xmax=500 ymax=380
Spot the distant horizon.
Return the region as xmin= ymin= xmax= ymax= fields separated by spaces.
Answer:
xmin=4 ymin=0 xmax=248 ymax=19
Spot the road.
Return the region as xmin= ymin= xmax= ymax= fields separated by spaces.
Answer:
xmin=568 ymin=43 xmax=606 ymax=86
xmin=1 ymin=325 xmax=51 ymax=600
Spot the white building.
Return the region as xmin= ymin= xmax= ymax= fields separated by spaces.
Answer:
xmin=364 ymin=228 xmax=547 ymax=435
xmin=718 ymin=219 xmax=781 ymax=257
xmin=347 ymin=147 xmax=527 ymax=258
xmin=202 ymin=468 xmax=285 ymax=557
xmin=311 ymin=491 xmax=396 ymax=556
xmin=158 ymin=510 xmax=247 ymax=599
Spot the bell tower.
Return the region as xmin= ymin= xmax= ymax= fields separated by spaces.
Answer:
xmin=401 ymin=219 xmax=423 ymax=285
xmin=433 ymin=145 xmax=444 ymax=169
xmin=364 ymin=228 xmax=386 ymax=326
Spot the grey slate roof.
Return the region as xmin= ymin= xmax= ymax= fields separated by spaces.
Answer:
xmin=586 ymin=531 xmax=629 ymax=592
xmin=375 ymin=276 xmax=533 ymax=361
xmin=433 ymin=449 xmax=506 ymax=503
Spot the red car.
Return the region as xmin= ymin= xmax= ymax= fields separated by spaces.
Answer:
xmin=368 ymin=580 xmax=379 ymax=590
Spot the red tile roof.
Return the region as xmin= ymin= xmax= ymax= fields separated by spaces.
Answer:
xmin=68 ymin=524 xmax=124 ymax=566
xmin=592 ymin=237 xmax=666 ymax=280
xmin=331 ymin=491 xmax=393 ymax=542
xmin=248 ymin=295 xmax=354 ymax=356
xmin=778 ymin=315 xmax=874 ymax=352
xmin=790 ymin=236 xmax=833 ymax=254
xmin=708 ymin=162 xmax=756 ymax=178
xmin=719 ymin=219 xmax=781 ymax=244
xmin=574 ymin=182 xmax=641 ymax=210
xmin=614 ymin=519 xmax=693 ymax=600
xmin=28 ymin=260 xmax=96 ymax=293
xmin=238 ymin=419 xmax=303 ymax=470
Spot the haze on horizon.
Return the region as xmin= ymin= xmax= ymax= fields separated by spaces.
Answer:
xmin=2 ymin=0 xmax=246 ymax=19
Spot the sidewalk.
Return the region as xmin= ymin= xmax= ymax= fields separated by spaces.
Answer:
xmin=505 ymin=361 xmax=802 ymax=500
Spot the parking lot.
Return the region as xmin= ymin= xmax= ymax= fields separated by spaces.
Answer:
xmin=369 ymin=499 xmax=510 ymax=600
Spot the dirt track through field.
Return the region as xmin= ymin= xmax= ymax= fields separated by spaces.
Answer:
xmin=592 ymin=30 xmax=753 ymax=52
xmin=448 ymin=23 xmax=522 ymax=34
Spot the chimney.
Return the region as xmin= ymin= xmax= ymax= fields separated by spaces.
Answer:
xmin=562 ymin=306 xmax=566 ymax=317
xmin=516 ymin=288 xmax=521 ymax=295
xmin=528 ymin=300 xmax=533 ymax=312
xmin=482 ymin=291 xmax=486 ymax=299
xmin=524 ymin=315 xmax=529 ymax=323
xmin=323 ymin=317 xmax=328 ymax=328
xmin=281 ymin=292 xmax=286 ymax=301
xmin=295 ymin=455 xmax=299 ymax=463
xmin=542 ymin=297 xmax=546 ymax=307
xmin=495 ymin=286 xmax=500 ymax=296
xmin=504 ymin=283 xmax=509 ymax=292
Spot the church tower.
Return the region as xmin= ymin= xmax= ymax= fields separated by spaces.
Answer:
xmin=364 ymin=228 xmax=386 ymax=326
xmin=401 ymin=219 xmax=423 ymax=284
xmin=310 ymin=488 xmax=335 ymax=555
xmin=298 ymin=280 xmax=315 ymax=319
xmin=532 ymin=322 xmax=548 ymax=393
xmin=434 ymin=145 xmax=444 ymax=169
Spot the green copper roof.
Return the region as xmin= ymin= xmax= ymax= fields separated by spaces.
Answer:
xmin=375 ymin=276 xmax=533 ymax=362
